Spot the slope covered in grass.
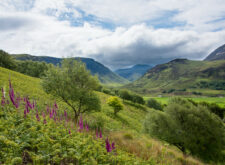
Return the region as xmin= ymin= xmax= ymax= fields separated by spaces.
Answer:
xmin=125 ymin=59 xmax=225 ymax=96
xmin=0 ymin=67 xmax=204 ymax=164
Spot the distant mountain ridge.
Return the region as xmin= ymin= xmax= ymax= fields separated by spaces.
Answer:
xmin=125 ymin=59 xmax=225 ymax=96
xmin=13 ymin=54 xmax=129 ymax=85
xmin=204 ymin=44 xmax=225 ymax=61
xmin=115 ymin=64 xmax=153 ymax=81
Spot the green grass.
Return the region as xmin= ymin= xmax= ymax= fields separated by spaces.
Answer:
xmin=0 ymin=67 xmax=205 ymax=164
xmin=144 ymin=96 xmax=225 ymax=107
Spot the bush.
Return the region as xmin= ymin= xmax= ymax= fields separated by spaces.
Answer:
xmin=188 ymin=99 xmax=225 ymax=120
xmin=0 ymin=50 xmax=17 ymax=70
xmin=107 ymin=96 xmax=123 ymax=115
xmin=131 ymin=94 xmax=145 ymax=105
xmin=119 ymin=90 xmax=132 ymax=101
xmin=146 ymin=99 xmax=163 ymax=110
xmin=144 ymin=98 xmax=225 ymax=162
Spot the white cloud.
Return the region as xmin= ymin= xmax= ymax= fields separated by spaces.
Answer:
xmin=0 ymin=0 xmax=225 ymax=69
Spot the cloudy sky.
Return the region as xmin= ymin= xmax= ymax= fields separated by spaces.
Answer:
xmin=0 ymin=0 xmax=225 ymax=69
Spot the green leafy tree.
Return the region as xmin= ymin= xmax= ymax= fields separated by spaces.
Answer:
xmin=107 ymin=96 xmax=123 ymax=115
xmin=42 ymin=59 xmax=101 ymax=121
xmin=146 ymin=98 xmax=163 ymax=110
xmin=131 ymin=94 xmax=145 ymax=105
xmin=144 ymin=98 xmax=225 ymax=161
xmin=16 ymin=60 xmax=49 ymax=78
xmin=119 ymin=89 xmax=132 ymax=101
xmin=0 ymin=50 xmax=17 ymax=69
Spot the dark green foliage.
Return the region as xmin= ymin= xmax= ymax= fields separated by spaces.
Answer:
xmin=16 ymin=60 xmax=49 ymax=78
xmin=42 ymin=59 xmax=101 ymax=121
xmin=147 ymin=99 xmax=163 ymax=110
xmin=188 ymin=99 xmax=225 ymax=119
xmin=0 ymin=50 xmax=17 ymax=69
xmin=144 ymin=98 xmax=225 ymax=162
xmin=118 ymin=89 xmax=145 ymax=105
xmin=131 ymin=94 xmax=145 ymax=105
xmin=197 ymin=81 xmax=225 ymax=90
xmin=119 ymin=89 xmax=133 ymax=101
xmin=102 ymin=88 xmax=114 ymax=96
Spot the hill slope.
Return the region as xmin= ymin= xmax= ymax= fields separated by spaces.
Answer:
xmin=0 ymin=67 xmax=203 ymax=165
xmin=115 ymin=64 xmax=153 ymax=81
xmin=12 ymin=54 xmax=129 ymax=85
xmin=204 ymin=44 xmax=225 ymax=61
xmin=125 ymin=59 xmax=225 ymax=96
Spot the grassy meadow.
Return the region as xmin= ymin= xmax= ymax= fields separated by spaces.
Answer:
xmin=144 ymin=96 xmax=225 ymax=107
xmin=0 ymin=66 xmax=206 ymax=164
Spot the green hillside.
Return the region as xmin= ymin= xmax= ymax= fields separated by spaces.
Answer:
xmin=125 ymin=59 xmax=225 ymax=96
xmin=0 ymin=67 xmax=204 ymax=164
xmin=11 ymin=53 xmax=129 ymax=85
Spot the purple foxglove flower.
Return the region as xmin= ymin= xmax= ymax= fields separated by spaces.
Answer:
xmin=24 ymin=109 xmax=27 ymax=118
xmin=79 ymin=116 xmax=83 ymax=130
xmin=36 ymin=113 xmax=40 ymax=121
xmin=46 ymin=105 xmax=49 ymax=113
xmin=85 ymin=123 xmax=89 ymax=132
xmin=99 ymin=129 xmax=102 ymax=138
xmin=25 ymin=104 xmax=29 ymax=113
xmin=105 ymin=138 xmax=111 ymax=152
xmin=64 ymin=110 xmax=67 ymax=120
xmin=54 ymin=102 xmax=58 ymax=109
xmin=111 ymin=142 xmax=115 ymax=150
xmin=1 ymin=97 xmax=5 ymax=106
xmin=69 ymin=129 xmax=71 ymax=134
xmin=1 ymin=87 xmax=5 ymax=98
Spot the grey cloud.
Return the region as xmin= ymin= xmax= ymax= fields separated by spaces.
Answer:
xmin=0 ymin=16 xmax=33 ymax=31
xmin=93 ymin=39 xmax=206 ymax=70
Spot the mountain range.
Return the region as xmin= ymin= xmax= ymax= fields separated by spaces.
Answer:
xmin=124 ymin=44 xmax=225 ymax=96
xmin=12 ymin=54 xmax=129 ymax=85
xmin=115 ymin=64 xmax=153 ymax=81
xmin=204 ymin=44 xmax=225 ymax=61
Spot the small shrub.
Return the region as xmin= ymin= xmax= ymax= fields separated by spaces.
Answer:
xmin=146 ymin=99 xmax=163 ymax=111
xmin=107 ymin=96 xmax=123 ymax=115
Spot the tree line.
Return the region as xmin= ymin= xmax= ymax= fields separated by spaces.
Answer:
xmin=0 ymin=50 xmax=49 ymax=78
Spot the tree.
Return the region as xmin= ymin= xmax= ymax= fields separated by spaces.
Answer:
xmin=42 ymin=59 xmax=101 ymax=121
xmin=107 ymin=96 xmax=123 ymax=115
xmin=118 ymin=89 xmax=132 ymax=101
xmin=16 ymin=60 xmax=49 ymax=78
xmin=131 ymin=94 xmax=145 ymax=105
xmin=144 ymin=98 xmax=225 ymax=161
xmin=146 ymin=98 xmax=163 ymax=110
xmin=0 ymin=50 xmax=17 ymax=70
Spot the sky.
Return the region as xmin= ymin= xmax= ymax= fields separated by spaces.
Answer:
xmin=0 ymin=0 xmax=225 ymax=70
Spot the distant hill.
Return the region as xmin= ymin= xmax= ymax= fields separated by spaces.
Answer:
xmin=125 ymin=59 xmax=225 ymax=96
xmin=115 ymin=64 xmax=153 ymax=81
xmin=12 ymin=54 xmax=129 ymax=85
xmin=204 ymin=44 xmax=225 ymax=61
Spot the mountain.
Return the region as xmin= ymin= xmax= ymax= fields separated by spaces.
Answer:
xmin=125 ymin=59 xmax=225 ymax=96
xmin=204 ymin=44 xmax=225 ymax=61
xmin=12 ymin=54 xmax=129 ymax=85
xmin=115 ymin=64 xmax=153 ymax=81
